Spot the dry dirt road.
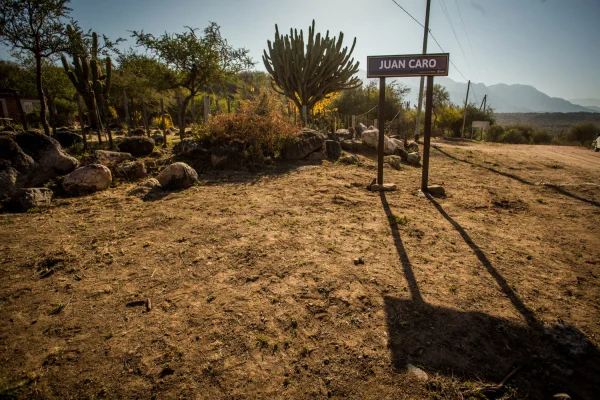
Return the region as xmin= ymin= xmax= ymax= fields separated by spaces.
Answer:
xmin=1 ymin=140 xmax=599 ymax=399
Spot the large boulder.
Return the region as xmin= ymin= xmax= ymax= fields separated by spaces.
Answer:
xmin=13 ymin=131 xmax=79 ymax=187
xmin=406 ymin=141 xmax=419 ymax=152
xmin=52 ymin=131 xmax=82 ymax=148
xmin=8 ymin=188 xmax=52 ymax=212
xmin=361 ymin=128 xmax=397 ymax=155
xmin=340 ymin=139 xmax=363 ymax=153
xmin=173 ymin=139 xmax=209 ymax=158
xmin=94 ymin=150 xmax=133 ymax=164
xmin=130 ymin=128 xmax=146 ymax=136
xmin=325 ymin=140 xmax=342 ymax=160
xmin=157 ymin=162 xmax=198 ymax=189
xmin=386 ymin=155 xmax=403 ymax=170
xmin=114 ymin=161 xmax=147 ymax=181
xmin=407 ymin=152 xmax=421 ymax=166
xmin=118 ymin=137 xmax=155 ymax=157
xmin=151 ymin=134 xmax=165 ymax=146
xmin=63 ymin=164 xmax=112 ymax=195
xmin=280 ymin=130 xmax=326 ymax=160
xmin=0 ymin=167 xmax=19 ymax=201
xmin=306 ymin=146 xmax=327 ymax=161
xmin=355 ymin=123 xmax=368 ymax=138
xmin=0 ymin=137 xmax=34 ymax=175
xmin=396 ymin=148 xmax=409 ymax=161
xmin=390 ymin=138 xmax=405 ymax=151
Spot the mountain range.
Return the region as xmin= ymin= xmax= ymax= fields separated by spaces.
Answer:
xmin=356 ymin=70 xmax=599 ymax=114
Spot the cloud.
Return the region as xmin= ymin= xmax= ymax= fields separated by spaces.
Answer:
xmin=471 ymin=1 xmax=486 ymax=15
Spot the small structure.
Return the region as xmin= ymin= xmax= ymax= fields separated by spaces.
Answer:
xmin=471 ymin=120 xmax=490 ymax=140
xmin=0 ymin=89 xmax=37 ymax=127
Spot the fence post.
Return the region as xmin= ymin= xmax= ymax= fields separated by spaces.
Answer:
xmin=203 ymin=96 xmax=210 ymax=123
xmin=160 ymin=98 xmax=167 ymax=148
xmin=142 ymin=95 xmax=150 ymax=137
xmin=123 ymin=90 xmax=130 ymax=136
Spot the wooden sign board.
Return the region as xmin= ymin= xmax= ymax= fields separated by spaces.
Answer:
xmin=367 ymin=53 xmax=449 ymax=78
xmin=472 ymin=121 xmax=490 ymax=129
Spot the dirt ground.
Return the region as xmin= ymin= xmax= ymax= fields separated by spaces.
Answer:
xmin=1 ymin=140 xmax=599 ymax=399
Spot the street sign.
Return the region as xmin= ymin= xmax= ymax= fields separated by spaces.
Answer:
xmin=472 ymin=121 xmax=490 ymax=129
xmin=367 ymin=53 xmax=449 ymax=78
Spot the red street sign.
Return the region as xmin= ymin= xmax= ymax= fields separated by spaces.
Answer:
xmin=367 ymin=53 xmax=449 ymax=78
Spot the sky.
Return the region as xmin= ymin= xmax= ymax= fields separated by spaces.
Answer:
xmin=2 ymin=0 xmax=599 ymax=100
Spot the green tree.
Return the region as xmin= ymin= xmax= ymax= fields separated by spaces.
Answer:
xmin=263 ymin=20 xmax=360 ymax=114
xmin=0 ymin=0 xmax=76 ymax=135
xmin=132 ymin=23 xmax=254 ymax=139
xmin=568 ymin=121 xmax=599 ymax=145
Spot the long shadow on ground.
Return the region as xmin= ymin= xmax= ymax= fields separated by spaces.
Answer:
xmin=380 ymin=192 xmax=600 ymax=399
xmin=434 ymin=146 xmax=600 ymax=208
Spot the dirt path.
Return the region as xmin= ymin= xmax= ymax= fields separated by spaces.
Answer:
xmin=1 ymin=141 xmax=599 ymax=399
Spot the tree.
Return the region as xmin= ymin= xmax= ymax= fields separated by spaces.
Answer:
xmin=263 ymin=20 xmax=361 ymax=115
xmin=132 ymin=23 xmax=254 ymax=139
xmin=568 ymin=121 xmax=599 ymax=145
xmin=0 ymin=0 xmax=75 ymax=135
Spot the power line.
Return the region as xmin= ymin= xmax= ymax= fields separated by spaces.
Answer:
xmin=389 ymin=0 xmax=470 ymax=83
xmin=437 ymin=0 xmax=472 ymax=71
xmin=453 ymin=0 xmax=477 ymax=68
xmin=390 ymin=0 xmax=425 ymax=28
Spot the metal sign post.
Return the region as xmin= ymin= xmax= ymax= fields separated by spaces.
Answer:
xmin=367 ymin=53 xmax=449 ymax=191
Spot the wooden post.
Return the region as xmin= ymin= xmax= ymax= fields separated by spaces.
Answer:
xmin=12 ymin=90 xmax=28 ymax=131
xmin=142 ymin=95 xmax=150 ymax=137
xmin=123 ymin=90 xmax=130 ymax=136
xmin=203 ymin=95 xmax=210 ymax=123
xmin=227 ymin=98 xmax=231 ymax=113
xmin=76 ymin=94 xmax=87 ymax=150
xmin=176 ymin=96 xmax=183 ymax=140
xmin=414 ymin=0 xmax=432 ymax=142
xmin=160 ymin=98 xmax=167 ymax=148
xmin=421 ymin=76 xmax=434 ymax=192
xmin=377 ymin=77 xmax=385 ymax=185
xmin=460 ymin=80 xmax=471 ymax=139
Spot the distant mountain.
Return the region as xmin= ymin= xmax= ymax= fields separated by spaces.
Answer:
xmin=354 ymin=70 xmax=598 ymax=113
xmin=570 ymin=98 xmax=600 ymax=109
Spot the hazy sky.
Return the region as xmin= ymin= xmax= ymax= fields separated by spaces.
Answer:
xmin=2 ymin=0 xmax=599 ymax=100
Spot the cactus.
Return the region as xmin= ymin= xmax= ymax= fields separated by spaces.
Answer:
xmin=61 ymin=32 xmax=114 ymax=147
xmin=263 ymin=20 xmax=361 ymax=114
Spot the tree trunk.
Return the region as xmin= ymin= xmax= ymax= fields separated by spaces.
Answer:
xmin=35 ymin=55 xmax=50 ymax=135
xmin=48 ymin=97 xmax=57 ymax=136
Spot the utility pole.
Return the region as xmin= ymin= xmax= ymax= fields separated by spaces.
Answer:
xmin=414 ymin=0 xmax=432 ymax=142
xmin=460 ymin=80 xmax=471 ymax=139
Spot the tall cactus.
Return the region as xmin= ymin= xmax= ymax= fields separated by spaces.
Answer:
xmin=61 ymin=32 xmax=114 ymax=147
xmin=263 ymin=20 xmax=361 ymax=114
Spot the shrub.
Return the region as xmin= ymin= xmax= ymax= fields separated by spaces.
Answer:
xmin=500 ymin=129 xmax=527 ymax=144
xmin=530 ymin=129 xmax=553 ymax=144
xmin=505 ymin=124 xmax=535 ymax=142
xmin=199 ymin=108 xmax=297 ymax=161
xmin=485 ymin=125 xmax=504 ymax=142
xmin=567 ymin=122 xmax=599 ymax=145
xmin=152 ymin=114 xmax=172 ymax=130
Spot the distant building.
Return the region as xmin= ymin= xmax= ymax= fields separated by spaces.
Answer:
xmin=0 ymin=91 xmax=40 ymax=122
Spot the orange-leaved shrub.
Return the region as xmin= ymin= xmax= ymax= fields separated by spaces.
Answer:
xmin=198 ymin=92 xmax=299 ymax=161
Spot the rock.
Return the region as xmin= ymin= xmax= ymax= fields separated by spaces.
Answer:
xmin=325 ymin=140 xmax=342 ymax=160
xmin=151 ymin=134 xmax=165 ymax=146
xmin=406 ymin=141 xmax=419 ymax=152
xmin=0 ymin=137 xmax=34 ymax=175
xmin=339 ymin=154 xmax=360 ymax=165
xmin=355 ymin=123 xmax=368 ymax=138
xmin=0 ymin=167 xmax=19 ymax=201
xmin=390 ymin=138 xmax=404 ymax=150
xmin=386 ymin=155 xmax=403 ymax=170
xmin=172 ymin=139 xmax=209 ymax=158
xmin=340 ymin=139 xmax=362 ymax=153
xmin=118 ymin=137 xmax=155 ymax=157
xmin=353 ymin=257 xmax=364 ymax=265
xmin=369 ymin=183 xmax=397 ymax=192
xmin=3 ymin=125 xmax=15 ymax=132
xmin=63 ymin=164 xmax=112 ymax=195
xmin=115 ymin=161 xmax=147 ymax=181
xmin=426 ymin=185 xmax=446 ymax=196
xmin=552 ymin=392 xmax=574 ymax=400
xmin=361 ymin=128 xmax=397 ymax=155
xmin=13 ymin=131 xmax=79 ymax=187
xmin=281 ymin=130 xmax=326 ymax=160
xmin=396 ymin=148 xmax=408 ymax=161
xmin=407 ymin=364 xmax=428 ymax=381
xmin=94 ymin=150 xmax=133 ymax=164
xmin=52 ymin=131 xmax=83 ymax=148
xmin=157 ymin=162 xmax=198 ymax=189
xmin=407 ymin=152 xmax=421 ymax=165
xmin=8 ymin=188 xmax=52 ymax=212
xmin=128 ymin=178 xmax=162 ymax=197
xmin=131 ymin=128 xmax=146 ymax=136
xmin=306 ymin=145 xmax=327 ymax=160
xmin=211 ymin=154 xmax=230 ymax=168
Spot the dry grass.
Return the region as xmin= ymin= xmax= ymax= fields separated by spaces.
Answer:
xmin=0 ymin=139 xmax=599 ymax=399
